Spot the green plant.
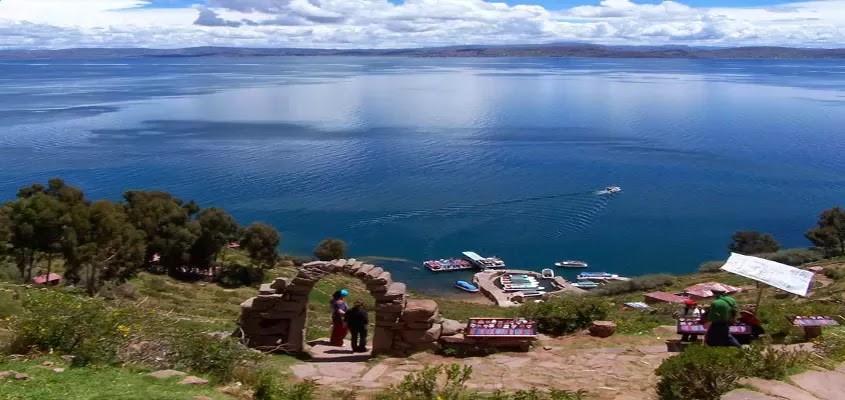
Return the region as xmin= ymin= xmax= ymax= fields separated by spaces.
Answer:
xmin=488 ymin=388 xmax=588 ymax=400
xmin=593 ymin=274 xmax=675 ymax=296
xmin=253 ymin=370 xmax=318 ymax=400
xmin=823 ymin=267 xmax=845 ymax=281
xmin=375 ymin=364 xmax=473 ymax=400
xmin=698 ymin=261 xmax=724 ymax=273
xmin=170 ymin=334 xmax=254 ymax=383
xmin=655 ymin=344 xmax=809 ymax=400
xmin=518 ymin=296 xmax=609 ymax=335
xmin=756 ymin=248 xmax=825 ymax=266
xmin=815 ymin=331 xmax=845 ymax=363
xmin=10 ymin=291 xmax=132 ymax=365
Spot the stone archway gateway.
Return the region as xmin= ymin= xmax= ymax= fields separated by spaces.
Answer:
xmin=238 ymin=259 xmax=444 ymax=356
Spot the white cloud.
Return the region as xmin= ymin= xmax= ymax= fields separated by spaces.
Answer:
xmin=0 ymin=0 xmax=843 ymax=48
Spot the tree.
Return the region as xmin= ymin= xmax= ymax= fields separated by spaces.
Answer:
xmin=239 ymin=223 xmax=280 ymax=267
xmin=314 ymin=238 xmax=347 ymax=261
xmin=190 ymin=208 xmax=240 ymax=269
xmin=75 ymin=201 xmax=146 ymax=295
xmin=5 ymin=192 xmax=65 ymax=282
xmin=728 ymin=230 xmax=780 ymax=255
xmin=123 ymin=190 xmax=200 ymax=276
xmin=806 ymin=206 xmax=845 ymax=256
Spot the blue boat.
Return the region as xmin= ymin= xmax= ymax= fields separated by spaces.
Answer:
xmin=454 ymin=280 xmax=480 ymax=293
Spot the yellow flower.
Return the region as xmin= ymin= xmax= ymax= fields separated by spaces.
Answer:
xmin=117 ymin=324 xmax=131 ymax=337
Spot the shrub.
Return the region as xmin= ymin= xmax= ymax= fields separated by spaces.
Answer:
xmin=698 ymin=261 xmax=724 ymax=273
xmin=374 ymin=364 xmax=472 ymax=400
xmin=313 ymin=238 xmax=347 ymax=261
xmin=487 ymin=389 xmax=588 ymax=400
xmin=518 ymin=296 xmax=609 ymax=335
xmin=217 ymin=258 xmax=267 ymax=287
xmin=823 ymin=267 xmax=845 ymax=281
xmin=728 ymin=231 xmax=780 ymax=255
xmin=170 ymin=333 xmax=254 ymax=383
xmin=756 ymin=248 xmax=825 ymax=266
xmin=593 ymin=274 xmax=675 ymax=296
xmin=656 ymin=344 xmax=809 ymax=400
xmin=252 ymin=368 xmax=318 ymax=400
xmin=815 ymin=331 xmax=845 ymax=363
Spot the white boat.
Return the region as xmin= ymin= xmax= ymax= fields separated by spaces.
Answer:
xmin=554 ymin=260 xmax=588 ymax=268
xmin=541 ymin=269 xmax=555 ymax=278
xmin=577 ymin=272 xmax=630 ymax=282
xmin=571 ymin=281 xmax=600 ymax=289
xmin=598 ymin=186 xmax=622 ymax=195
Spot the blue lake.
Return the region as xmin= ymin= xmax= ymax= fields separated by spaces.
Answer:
xmin=1 ymin=57 xmax=843 ymax=292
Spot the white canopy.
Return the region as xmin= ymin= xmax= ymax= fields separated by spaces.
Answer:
xmin=720 ymin=252 xmax=814 ymax=297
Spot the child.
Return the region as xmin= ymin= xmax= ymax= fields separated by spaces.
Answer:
xmin=345 ymin=300 xmax=369 ymax=353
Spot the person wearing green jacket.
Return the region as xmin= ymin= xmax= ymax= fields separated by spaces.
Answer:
xmin=705 ymin=284 xmax=741 ymax=347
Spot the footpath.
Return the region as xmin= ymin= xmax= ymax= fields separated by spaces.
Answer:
xmin=721 ymin=363 xmax=845 ymax=400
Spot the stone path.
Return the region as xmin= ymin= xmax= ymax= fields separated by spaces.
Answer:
xmin=291 ymin=335 xmax=673 ymax=399
xmin=721 ymin=362 xmax=845 ymax=400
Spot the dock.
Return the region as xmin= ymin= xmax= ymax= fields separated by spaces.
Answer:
xmin=462 ymin=251 xmax=506 ymax=270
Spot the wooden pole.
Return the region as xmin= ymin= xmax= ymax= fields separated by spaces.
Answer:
xmin=754 ymin=282 xmax=764 ymax=312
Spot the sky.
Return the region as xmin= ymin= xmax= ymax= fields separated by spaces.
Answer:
xmin=0 ymin=0 xmax=843 ymax=49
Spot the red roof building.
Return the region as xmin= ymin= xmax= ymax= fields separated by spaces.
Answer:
xmin=684 ymin=282 xmax=741 ymax=299
xmin=643 ymin=291 xmax=687 ymax=305
xmin=32 ymin=273 xmax=61 ymax=286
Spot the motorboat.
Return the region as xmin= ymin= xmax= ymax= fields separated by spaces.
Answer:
xmin=454 ymin=280 xmax=480 ymax=293
xmin=606 ymin=186 xmax=622 ymax=193
xmin=554 ymin=260 xmax=588 ymax=268
xmin=541 ymin=269 xmax=555 ymax=278
xmin=577 ymin=272 xmax=630 ymax=282
xmin=424 ymin=258 xmax=473 ymax=272
xmin=571 ymin=281 xmax=600 ymax=289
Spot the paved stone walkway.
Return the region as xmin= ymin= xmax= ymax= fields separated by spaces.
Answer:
xmin=721 ymin=362 xmax=845 ymax=400
xmin=290 ymin=335 xmax=673 ymax=399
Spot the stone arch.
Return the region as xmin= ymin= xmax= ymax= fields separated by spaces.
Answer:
xmin=238 ymin=259 xmax=443 ymax=356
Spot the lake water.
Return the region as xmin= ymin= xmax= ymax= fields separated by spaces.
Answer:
xmin=1 ymin=57 xmax=843 ymax=292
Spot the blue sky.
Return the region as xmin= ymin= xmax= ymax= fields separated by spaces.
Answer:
xmin=141 ymin=0 xmax=800 ymax=8
xmin=1 ymin=0 xmax=843 ymax=49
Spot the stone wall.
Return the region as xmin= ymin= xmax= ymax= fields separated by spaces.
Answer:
xmin=238 ymin=259 xmax=461 ymax=356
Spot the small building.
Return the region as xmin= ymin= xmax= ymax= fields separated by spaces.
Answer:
xmin=643 ymin=291 xmax=687 ymax=305
xmin=684 ymin=282 xmax=741 ymax=300
xmin=32 ymin=273 xmax=61 ymax=286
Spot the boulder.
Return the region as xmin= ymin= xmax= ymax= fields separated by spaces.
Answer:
xmin=440 ymin=319 xmax=465 ymax=337
xmin=401 ymin=299 xmax=439 ymax=322
xmin=149 ymin=369 xmax=188 ymax=379
xmin=53 ymin=368 xmax=65 ymax=373
xmin=179 ymin=376 xmax=209 ymax=385
xmin=13 ymin=373 xmax=29 ymax=381
xmin=402 ymin=324 xmax=441 ymax=343
xmin=589 ymin=321 xmax=617 ymax=338
xmin=240 ymin=297 xmax=255 ymax=310
xmin=41 ymin=361 xmax=55 ymax=367
xmin=405 ymin=321 xmax=434 ymax=330
xmin=60 ymin=355 xmax=74 ymax=362
xmin=0 ymin=371 xmax=16 ymax=380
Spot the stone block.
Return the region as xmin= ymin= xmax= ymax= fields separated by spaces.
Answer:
xmin=271 ymin=300 xmax=307 ymax=313
xmin=371 ymin=271 xmax=392 ymax=285
xmin=240 ymin=297 xmax=255 ymax=310
xmin=330 ymin=259 xmax=347 ymax=272
xmin=440 ymin=319 xmax=465 ymax=337
xmin=401 ymin=299 xmax=438 ymax=322
xmin=375 ymin=301 xmax=404 ymax=314
xmin=259 ymin=283 xmax=274 ymax=295
xmin=405 ymin=321 xmax=433 ymax=330
xmin=379 ymin=282 xmax=406 ymax=300
xmin=348 ymin=261 xmax=364 ymax=273
xmin=589 ymin=321 xmax=617 ymax=338
xmin=270 ymin=277 xmax=290 ymax=291
xmin=252 ymin=294 xmax=284 ymax=311
xmin=402 ymin=324 xmax=441 ymax=343
xmin=367 ymin=284 xmax=388 ymax=294
xmin=355 ymin=264 xmax=375 ymax=277
xmin=364 ymin=267 xmax=385 ymax=283
xmin=245 ymin=335 xmax=286 ymax=348
xmin=372 ymin=327 xmax=394 ymax=351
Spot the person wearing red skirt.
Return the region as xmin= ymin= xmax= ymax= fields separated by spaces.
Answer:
xmin=329 ymin=289 xmax=349 ymax=346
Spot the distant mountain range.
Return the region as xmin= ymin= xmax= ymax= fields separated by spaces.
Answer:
xmin=2 ymin=44 xmax=844 ymax=59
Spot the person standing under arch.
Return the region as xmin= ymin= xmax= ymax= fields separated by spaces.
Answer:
xmin=330 ymin=289 xmax=349 ymax=346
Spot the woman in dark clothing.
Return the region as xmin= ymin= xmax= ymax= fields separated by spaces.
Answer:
xmin=329 ymin=289 xmax=349 ymax=346
xmin=345 ymin=300 xmax=369 ymax=352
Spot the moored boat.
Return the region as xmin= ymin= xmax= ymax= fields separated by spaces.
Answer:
xmin=541 ymin=269 xmax=555 ymax=278
xmin=424 ymin=258 xmax=473 ymax=272
xmin=571 ymin=281 xmax=600 ymax=289
xmin=577 ymin=272 xmax=630 ymax=282
xmin=554 ymin=260 xmax=588 ymax=268
xmin=454 ymin=280 xmax=480 ymax=293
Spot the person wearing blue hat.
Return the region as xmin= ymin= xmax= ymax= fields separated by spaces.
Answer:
xmin=330 ymin=289 xmax=349 ymax=346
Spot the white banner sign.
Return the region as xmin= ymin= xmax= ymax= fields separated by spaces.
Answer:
xmin=720 ymin=253 xmax=814 ymax=297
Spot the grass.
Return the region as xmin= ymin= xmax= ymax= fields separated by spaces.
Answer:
xmin=0 ymin=357 xmax=227 ymax=400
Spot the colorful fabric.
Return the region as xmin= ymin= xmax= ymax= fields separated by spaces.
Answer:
xmin=330 ymin=320 xmax=348 ymax=346
xmin=708 ymin=294 xmax=738 ymax=322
